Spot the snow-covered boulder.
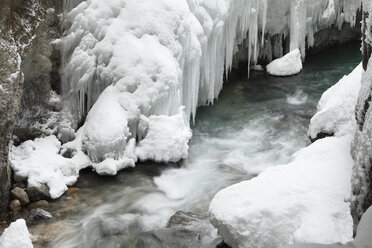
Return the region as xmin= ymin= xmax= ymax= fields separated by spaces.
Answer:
xmin=309 ymin=64 xmax=363 ymax=141
xmin=266 ymin=49 xmax=303 ymax=76
xmin=9 ymin=135 xmax=90 ymax=198
xmin=209 ymin=136 xmax=354 ymax=248
xmin=0 ymin=219 xmax=33 ymax=248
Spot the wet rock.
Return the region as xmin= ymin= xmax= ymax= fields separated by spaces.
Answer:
xmin=10 ymin=199 xmax=21 ymax=213
xmin=66 ymin=187 xmax=79 ymax=194
xmin=27 ymin=208 xmax=53 ymax=225
xmin=167 ymin=211 xmax=207 ymax=227
xmin=26 ymin=185 xmax=51 ymax=202
xmin=28 ymin=200 xmax=49 ymax=211
xmin=137 ymin=211 xmax=221 ymax=248
xmin=11 ymin=187 xmax=30 ymax=206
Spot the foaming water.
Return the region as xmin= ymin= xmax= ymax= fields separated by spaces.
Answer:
xmin=42 ymin=43 xmax=361 ymax=248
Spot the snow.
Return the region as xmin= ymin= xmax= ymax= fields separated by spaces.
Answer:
xmin=57 ymin=0 xmax=362 ymax=176
xmin=209 ymin=136 xmax=354 ymax=248
xmin=9 ymin=135 xmax=90 ymax=198
xmin=266 ymin=49 xmax=303 ymax=76
xmin=0 ymin=219 xmax=33 ymax=248
xmin=136 ymin=107 xmax=192 ymax=163
xmin=308 ymin=63 xmax=363 ymax=140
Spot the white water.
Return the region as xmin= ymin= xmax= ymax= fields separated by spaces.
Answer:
xmin=40 ymin=43 xmax=362 ymax=248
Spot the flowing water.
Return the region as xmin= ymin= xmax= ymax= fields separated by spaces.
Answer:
xmin=31 ymin=43 xmax=361 ymax=248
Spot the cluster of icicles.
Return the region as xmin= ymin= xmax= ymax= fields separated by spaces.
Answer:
xmin=58 ymin=0 xmax=362 ymax=173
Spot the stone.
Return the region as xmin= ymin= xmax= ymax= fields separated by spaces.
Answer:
xmin=11 ymin=187 xmax=30 ymax=206
xmin=167 ymin=211 xmax=207 ymax=228
xmin=66 ymin=187 xmax=79 ymax=194
xmin=9 ymin=199 xmax=21 ymax=213
xmin=138 ymin=211 xmax=221 ymax=248
xmin=27 ymin=200 xmax=49 ymax=211
xmin=27 ymin=208 xmax=53 ymax=225
xmin=26 ymin=185 xmax=51 ymax=202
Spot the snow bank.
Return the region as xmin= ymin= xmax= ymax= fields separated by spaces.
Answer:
xmin=58 ymin=0 xmax=362 ymax=176
xmin=0 ymin=219 xmax=33 ymax=248
xmin=9 ymin=135 xmax=90 ymax=198
xmin=266 ymin=49 xmax=303 ymax=76
xmin=209 ymin=136 xmax=354 ymax=248
xmin=309 ymin=64 xmax=363 ymax=140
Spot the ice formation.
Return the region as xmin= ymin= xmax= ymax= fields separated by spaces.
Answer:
xmin=309 ymin=63 xmax=363 ymax=140
xmin=209 ymin=64 xmax=363 ymax=248
xmin=266 ymin=49 xmax=303 ymax=76
xmin=56 ymin=0 xmax=362 ymax=175
xmin=0 ymin=219 xmax=33 ymax=248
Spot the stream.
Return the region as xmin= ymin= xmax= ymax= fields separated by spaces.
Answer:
xmin=30 ymin=42 xmax=361 ymax=248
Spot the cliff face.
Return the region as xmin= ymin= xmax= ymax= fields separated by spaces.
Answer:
xmin=0 ymin=0 xmax=61 ymax=216
xmin=351 ymin=3 xmax=372 ymax=232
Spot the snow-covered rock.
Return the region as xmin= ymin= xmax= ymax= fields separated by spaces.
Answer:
xmin=309 ymin=63 xmax=363 ymax=140
xmin=0 ymin=219 xmax=33 ymax=248
xmin=9 ymin=135 xmax=90 ymax=198
xmin=266 ymin=49 xmax=303 ymax=76
xmin=209 ymin=136 xmax=354 ymax=248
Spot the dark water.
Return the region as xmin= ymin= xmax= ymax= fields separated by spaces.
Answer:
xmin=31 ymin=42 xmax=361 ymax=248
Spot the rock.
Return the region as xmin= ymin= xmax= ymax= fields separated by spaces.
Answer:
xmin=11 ymin=187 xmax=30 ymax=206
xmin=167 ymin=211 xmax=207 ymax=228
xmin=26 ymin=185 xmax=51 ymax=202
xmin=27 ymin=208 xmax=53 ymax=225
xmin=27 ymin=200 xmax=49 ymax=210
xmin=9 ymin=199 xmax=21 ymax=213
xmin=138 ymin=211 xmax=221 ymax=248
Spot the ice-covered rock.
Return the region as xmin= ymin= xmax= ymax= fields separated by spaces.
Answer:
xmin=209 ymin=136 xmax=354 ymax=248
xmin=0 ymin=219 xmax=33 ymax=248
xmin=266 ymin=49 xmax=303 ymax=76
xmin=309 ymin=63 xmax=363 ymax=141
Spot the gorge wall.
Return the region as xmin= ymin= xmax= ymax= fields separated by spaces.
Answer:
xmin=0 ymin=0 xmax=61 ymax=216
xmin=351 ymin=2 xmax=372 ymax=232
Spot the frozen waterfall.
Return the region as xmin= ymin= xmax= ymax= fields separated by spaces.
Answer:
xmin=58 ymin=0 xmax=361 ymax=176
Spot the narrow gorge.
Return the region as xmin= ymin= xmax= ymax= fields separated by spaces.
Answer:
xmin=0 ymin=0 xmax=372 ymax=248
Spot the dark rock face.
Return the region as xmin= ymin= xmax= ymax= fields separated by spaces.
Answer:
xmin=27 ymin=208 xmax=53 ymax=225
xmin=351 ymin=4 xmax=372 ymax=233
xmin=0 ymin=0 xmax=61 ymax=217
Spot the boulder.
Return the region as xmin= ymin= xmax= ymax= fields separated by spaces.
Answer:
xmin=26 ymin=185 xmax=51 ymax=202
xmin=11 ymin=187 xmax=29 ymax=206
xmin=27 ymin=208 xmax=53 ymax=225
xmin=27 ymin=200 xmax=49 ymax=211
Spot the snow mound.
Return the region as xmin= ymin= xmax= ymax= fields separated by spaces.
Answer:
xmin=0 ymin=219 xmax=33 ymax=248
xmin=309 ymin=63 xmax=363 ymax=140
xmin=9 ymin=135 xmax=90 ymax=198
xmin=209 ymin=136 xmax=354 ymax=248
xmin=136 ymin=107 xmax=192 ymax=163
xmin=266 ymin=49 xmax=303 ymax=76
